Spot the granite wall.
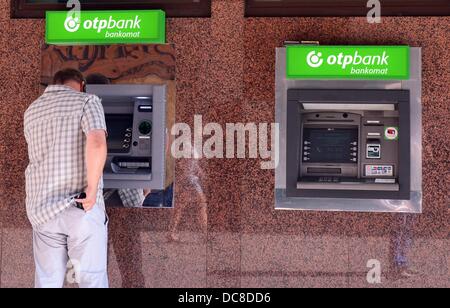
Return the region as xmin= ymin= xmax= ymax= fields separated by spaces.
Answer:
xmin=0 ymin=0 xmax=448 ymax=287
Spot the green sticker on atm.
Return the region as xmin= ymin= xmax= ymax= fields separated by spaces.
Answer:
xmin=286 ymin=45 xmax=410 ymax=80
xmin=46 ymin=10 xmax=166 ymax=45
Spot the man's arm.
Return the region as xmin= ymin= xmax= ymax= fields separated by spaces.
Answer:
xmin=87 ymin=130 xmax=107 ymax=209
xmin=77 ymin=95 xmax=108 ymax=211
xmin=76 ymin=130 xmax=107 ymax=211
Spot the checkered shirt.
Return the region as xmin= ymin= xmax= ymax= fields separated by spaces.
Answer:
xmin=24 ymin=85 xmax=107 ymax=227
xmin=118 ymin=189 xmax=145 ymax=208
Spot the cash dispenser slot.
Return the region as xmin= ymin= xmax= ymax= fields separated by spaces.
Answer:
xmin=111 ymin=157 xmax=152 ymax=174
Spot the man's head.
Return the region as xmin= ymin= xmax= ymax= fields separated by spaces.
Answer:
xmin=53 ymin=68 xmax=86 ymax=92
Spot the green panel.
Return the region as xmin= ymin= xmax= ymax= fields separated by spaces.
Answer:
xmin=46 ymin=10 xmax=165 ymax=45
xmin=287 ymin=45 xmax=410 ymax=80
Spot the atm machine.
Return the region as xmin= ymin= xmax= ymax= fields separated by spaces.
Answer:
xmin=275 ymin=46 xmax=422 ymax=213
xmin=287 ymin=89 xmax=410 ymax=199
xmin=87 ymin=84 xmax=167 ymax=190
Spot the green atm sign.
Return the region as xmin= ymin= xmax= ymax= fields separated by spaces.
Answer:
xmin=46 ymin=10 xmax=165 ymax=45
xmin=287 ymin=46 xmax=410 ymax=80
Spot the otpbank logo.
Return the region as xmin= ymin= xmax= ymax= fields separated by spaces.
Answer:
xmin=64 ymin=15 xmax=80 ymax=32
xmin=306 ymin=50 xmax=389 ymax=69
xmin=306 ymin=51 xmax=324 ymax=68
xmin=46 ymin=10 xmax=166 ymax=45
xmin=287 ymin=46 xmax=410 ymax=80
xmin=63 ymin=15 xmax=142 ymax=34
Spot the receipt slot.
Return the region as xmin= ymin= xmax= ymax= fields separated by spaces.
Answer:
xmin=275 ymin=46 xmax=422 ymax=213
xmin=87 ymin=84 xmax=167 ymax=190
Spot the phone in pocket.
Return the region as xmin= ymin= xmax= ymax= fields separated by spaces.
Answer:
xmin=74 ymin=192 xmax=86 ymax=210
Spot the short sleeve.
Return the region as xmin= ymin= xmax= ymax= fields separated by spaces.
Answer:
xmin=81 ymin=95 xmax=107 ymax=135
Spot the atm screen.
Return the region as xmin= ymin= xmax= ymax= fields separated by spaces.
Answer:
xmin=303 ymin=128 xmax=358 ymax=164
xmin=106 ymin=114 xmax=133 ymax=153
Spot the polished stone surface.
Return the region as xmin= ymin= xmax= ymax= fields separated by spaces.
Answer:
xmin=0 ymin=0 xmax=449 ymax=288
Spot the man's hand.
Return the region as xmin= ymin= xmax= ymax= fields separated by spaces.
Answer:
xmin=75 ymin=187 xmax=98 ymax=212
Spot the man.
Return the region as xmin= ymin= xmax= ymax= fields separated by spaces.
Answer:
xmin=24 ymin=68 xmax=108 ymax=288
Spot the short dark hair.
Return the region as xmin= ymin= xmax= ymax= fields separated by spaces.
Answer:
xmin=86 ymin=73 xmax=111 ymax=85
xmin=53 ymin=68 xmax=85 ymax=85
